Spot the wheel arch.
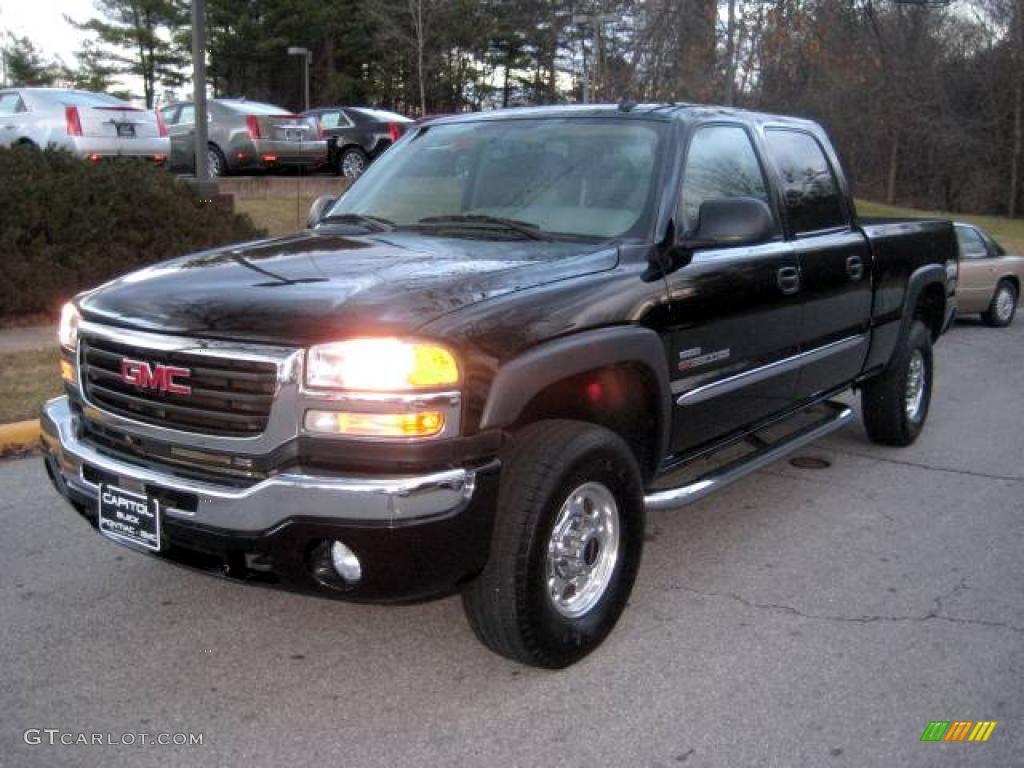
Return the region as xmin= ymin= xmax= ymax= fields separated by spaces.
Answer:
xmin=478 ymin=326 xmax=672 ymax=480
xmin=206 ymin=141 xmax=228 ymax=172
xmin=902 ymin=264 xmax=948 ymax=342
xmin=996 ymin=273 xmax=1020 ymax=296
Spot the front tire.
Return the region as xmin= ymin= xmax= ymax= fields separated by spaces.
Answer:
xmin=338 ymin=146 xmax=368 ymax=179
xmin=462 ymin=420 xmax=644 ymax=668
xmin=982 ymin=280 xmax=1017 ymax=327
xmin=861 ymin=320 xmax=933 ymax=446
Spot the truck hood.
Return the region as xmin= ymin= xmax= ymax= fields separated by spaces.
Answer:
xmin=78 ymin=230 xmax=618 ymax=345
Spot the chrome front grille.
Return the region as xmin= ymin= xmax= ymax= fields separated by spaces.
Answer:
xmin=79 ymin=334 xmax=278 ymax=437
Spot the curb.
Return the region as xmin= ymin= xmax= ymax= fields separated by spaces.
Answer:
xmin=0 ymin=419 xmax=41 ymax=453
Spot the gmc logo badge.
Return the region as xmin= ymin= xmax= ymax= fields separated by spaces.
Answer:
xmin=120 ymin=358 xmax=192 ymax=395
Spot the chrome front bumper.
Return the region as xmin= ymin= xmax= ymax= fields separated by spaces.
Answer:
xmin=42 ymin=396 xmax=477 ymax=532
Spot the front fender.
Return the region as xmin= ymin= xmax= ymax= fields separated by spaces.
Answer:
xmin=478 ymin=325 xmax=673 ymax=465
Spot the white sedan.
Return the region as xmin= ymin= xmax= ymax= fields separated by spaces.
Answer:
xmin=0 ymin=87 xmax=170 ymax=165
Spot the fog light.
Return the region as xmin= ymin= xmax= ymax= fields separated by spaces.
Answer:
xmin=330 ymin=541 xmax=362 ymax=582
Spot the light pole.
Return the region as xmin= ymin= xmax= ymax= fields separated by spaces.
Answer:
xmin=191 ymin=0 xmax=210 ymax=181
xmin=287 ymin=46 xmax=311 ymax=113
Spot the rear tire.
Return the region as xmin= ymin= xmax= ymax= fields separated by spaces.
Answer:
xmin=981 ymin=280 xmax=1017 ymax=327
xmin=461 ymin=420 xmax=644 ymax=668
xmin=206 ymin=145 xmax=227 ymax=178
xmin=861 ymin=320 xmax=933 ymax=446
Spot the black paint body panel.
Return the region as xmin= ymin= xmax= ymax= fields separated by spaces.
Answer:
xmin=74 ymin=105 xmax=957 ymax=473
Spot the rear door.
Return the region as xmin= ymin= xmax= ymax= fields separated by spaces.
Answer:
xmin=761 ymin=128 xmax=872 ymax=400
xmin=666 ymin=122 xmax=802 ymax=454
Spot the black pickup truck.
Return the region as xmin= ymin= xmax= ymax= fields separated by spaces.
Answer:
xmin=43 ymin=104 xmax=957 ymax=668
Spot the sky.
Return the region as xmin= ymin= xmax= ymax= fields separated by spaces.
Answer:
xmin=1 ymin=0 xmax=165 ymax=101
xmin=0 ymin=0 xmax=95 ymax=65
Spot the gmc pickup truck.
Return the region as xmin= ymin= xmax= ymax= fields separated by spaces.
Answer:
xmin=43 ymin=104 xmax=958 ymax=668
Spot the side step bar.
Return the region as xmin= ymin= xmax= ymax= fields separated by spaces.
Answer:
xmin=644 ymin=401 xmax=853 ymax=511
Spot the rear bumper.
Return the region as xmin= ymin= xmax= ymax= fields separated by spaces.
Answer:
xmin=69 ymin=136 xmax=171 ymax=158
xmin=243 ymin=139 xmax=327 ymax=168
xmin=41 ymin=396 xmax=499 ymax=601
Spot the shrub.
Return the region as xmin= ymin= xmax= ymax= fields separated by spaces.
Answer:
xmin=0 ymin=146 xmax=266 ymax=317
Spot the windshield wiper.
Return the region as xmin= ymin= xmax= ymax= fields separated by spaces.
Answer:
xmin=414 ymin=214 xmax=552 ymax=240
xmin=318 ymin=213 xmax=396 ymax=232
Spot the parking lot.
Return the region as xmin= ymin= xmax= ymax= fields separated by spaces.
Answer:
xmin=1 ymin=316 xmax=1021 ymax=768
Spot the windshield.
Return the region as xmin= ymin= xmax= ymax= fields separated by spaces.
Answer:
xmin=327 ymin=118 xmax=666 ymax=240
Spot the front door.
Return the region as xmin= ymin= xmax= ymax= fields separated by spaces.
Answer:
xmin=665 ymin=123 xmax=802 ymax=455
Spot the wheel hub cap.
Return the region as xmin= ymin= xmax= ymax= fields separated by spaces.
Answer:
xmin=342 ymin=153 xmax=365 ymax=177
xmin=545 ymin=481 xmax=620 ymax=619
xmin=997 ymin=288 xmax=1015 ymax=321
xmin=905 ymin=349 xmax=926 ymax=420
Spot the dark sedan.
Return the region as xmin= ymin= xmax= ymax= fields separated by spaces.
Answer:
xmin=306 ymin=106 xmax=412 ymax=178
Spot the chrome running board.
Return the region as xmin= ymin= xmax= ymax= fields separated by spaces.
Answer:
xmin=644 ymin=401 xmax=853 ymax=511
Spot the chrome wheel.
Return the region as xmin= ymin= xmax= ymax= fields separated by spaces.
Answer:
xmin=996 ymin=286 xmax=1016 ymax=322
xmin=904 ymin=349 xmax=926 ymax=421
xmin=207 ymin=148 xmax=223 ymax=177
xmin=546 ymin=481 xmax=620 ymax=619
xmin=341 ymin=150 xmax=366 ymax=178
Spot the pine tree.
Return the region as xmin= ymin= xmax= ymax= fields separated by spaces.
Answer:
xmin=67 ymin=0 xmax=189 ymax=107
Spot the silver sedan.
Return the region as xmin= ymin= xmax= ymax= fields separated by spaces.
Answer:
xmin=161 ymin=98 xmax=327 ymax=176
xmin=0 ymin=88 xmax=170 ymax=164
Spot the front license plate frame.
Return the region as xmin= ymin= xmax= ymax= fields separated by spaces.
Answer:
xmin=98 ymin=484 xmax=161 ymax=551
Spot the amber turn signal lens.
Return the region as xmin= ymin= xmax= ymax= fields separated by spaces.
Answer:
xmin=305 ymin=409 xmax=445 ymax=438
xmin=60 ymin=359 xmax=75 ymax=383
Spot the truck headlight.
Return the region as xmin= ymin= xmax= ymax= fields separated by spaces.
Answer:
xmin=58 ymin=302 xmax=80 ymax=352
xmin=305 ymin=338 xmax=459 ymax=391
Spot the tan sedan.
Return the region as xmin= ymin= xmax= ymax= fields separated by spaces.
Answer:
xmin=955 ymin=223 xmax=1022 ymax=327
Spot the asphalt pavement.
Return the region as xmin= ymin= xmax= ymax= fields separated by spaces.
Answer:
xmin=1 ymin=317 xmax=1021 ymax=768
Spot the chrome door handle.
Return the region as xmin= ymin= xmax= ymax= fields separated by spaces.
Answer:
xmin=777 ymin=266 xmax=801 ymax=295
xmin=846 ymin=255 xmax=864 ymax=280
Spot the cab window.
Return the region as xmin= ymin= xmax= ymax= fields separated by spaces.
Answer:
xmin=764 ymin=129 xmax=847 ymax=234
xmin=680 ymin=124 xmax=772 ymax=234
xmin=160 ymin=105 xmax=179 ymax=125
xmin=0 ymin=92 xmax=26 ymax=115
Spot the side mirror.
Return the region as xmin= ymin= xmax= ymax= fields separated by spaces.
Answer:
xmin=679 ymin=197 xmax=776 ymax=250
xmin=306 ymin=195 xmax=336 ymax=228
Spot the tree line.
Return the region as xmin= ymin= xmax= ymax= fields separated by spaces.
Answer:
xmin=3 ymin=0 xmax=1024 ymax=217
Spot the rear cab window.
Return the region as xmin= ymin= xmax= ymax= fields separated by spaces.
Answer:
xmin=50 ymin=91 xmax=124 ymax=108
xmin=224 ymin=101 xmax=291 ymax=116
xmin=350 ymin=108 xmax=411 ymax=124
xmin=763 ymin=128 xmax=848 ymax=235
